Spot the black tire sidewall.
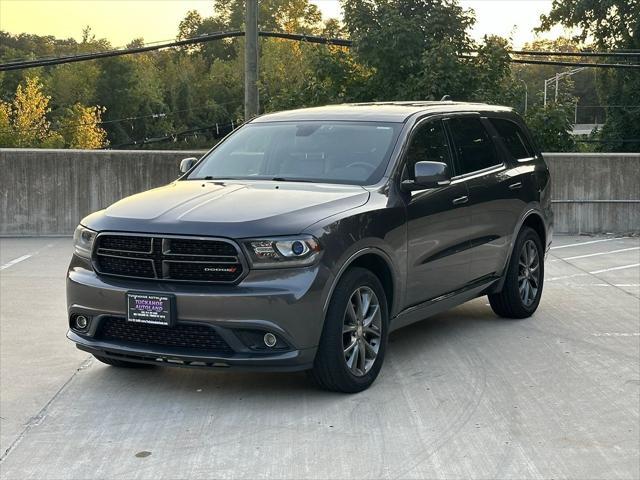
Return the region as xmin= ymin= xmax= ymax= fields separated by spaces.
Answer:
xmin=316 ymin=267 xmax=389 ymax=391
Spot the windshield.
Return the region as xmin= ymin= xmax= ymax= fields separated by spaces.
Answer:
xmin=187 ymin=121 xmax=402 ymax=185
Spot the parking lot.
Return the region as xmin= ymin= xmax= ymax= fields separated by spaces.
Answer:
xmin=1 ymin=235 xmax=638 ymax=479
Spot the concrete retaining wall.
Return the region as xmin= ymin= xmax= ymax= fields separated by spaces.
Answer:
xmin=0 ymin=149 xmax=638 ymax=235
xmin=545 ymin=153 xmax=639 ymax=234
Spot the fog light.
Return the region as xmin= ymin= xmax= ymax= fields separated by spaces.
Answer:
xmin=263 ymin=332 xmax=277 ymax=348
xmin=75 ymin=315 xmax=88 ymax=329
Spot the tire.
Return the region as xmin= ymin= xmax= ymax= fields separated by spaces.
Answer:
xmin=489 ymin=226 xmax=544 ymax=319
xmin=310 ymin=267 xmax=389 ymax=393
xmin=93 ymin=354 xmax=154 ymax=368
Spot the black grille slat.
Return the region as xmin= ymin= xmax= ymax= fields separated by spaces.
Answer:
xmin=97 ymin=317 xmax=234 ymax=354
xmin=96 ymin=256 xmax=155 ymax=278
xmin=93 ymin=235 xmax=244 ymax=283
xmin=99 ymin=235 xmax=151 ymax=252
xmin=168 ymin=238 xmax=237 ymax=257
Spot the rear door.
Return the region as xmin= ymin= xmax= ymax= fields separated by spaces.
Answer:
xmin=403 ymin=118 xmax=472 ymax=307
xmin=445 ymin=115 xmax=521 ymax=282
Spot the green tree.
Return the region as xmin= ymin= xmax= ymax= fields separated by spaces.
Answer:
xmin=538 ymin=0 xmax=640 ymax=151
xmin=210 ymin=0 xmax=322 ymax=33
xmin=58 ymin=103 xmax=108 ymax=149
xmin=0 ymin=76 xmax=62 ymax=147
xmin=342 ymin=0 xmax=475 ymax=100
xmin=95 ymin=55 xmax=172 ymax=146
xmin=525 ymin=104 xmax=576 ymax=152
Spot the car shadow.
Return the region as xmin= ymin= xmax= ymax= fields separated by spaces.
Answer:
xmin=88 ymin=297 xmax=506 ymax=400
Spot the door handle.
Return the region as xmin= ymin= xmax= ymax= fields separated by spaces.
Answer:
xmin=508 ymin=181 xmax=523 ymax=190
xmin=452 ymin=195 xmax=468 ymax=205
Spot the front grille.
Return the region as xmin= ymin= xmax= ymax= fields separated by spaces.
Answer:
xmin=94 ymin=234 xmax=245 ymax=283
xmin=96 ymin=317 xmax=234 ymax=355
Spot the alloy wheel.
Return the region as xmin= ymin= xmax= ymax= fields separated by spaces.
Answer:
xmin=342 ymin=286 xmax=382 ymax=376
xmin=518 ymin=239 xmax=540 ymax=307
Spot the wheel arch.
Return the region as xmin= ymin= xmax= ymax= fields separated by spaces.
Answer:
xmin=521 ymin=211 xmax=547 ymax=249
xmin=322 ymin=248 xmax=399 ymax=318
xmin=492 ymin=209 xmax=548 ymax=293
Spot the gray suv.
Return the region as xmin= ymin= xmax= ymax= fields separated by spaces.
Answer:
xmin=67 ymin=102 xmax=553 ymax=392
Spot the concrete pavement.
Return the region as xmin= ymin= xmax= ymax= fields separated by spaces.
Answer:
xmin=1 ymin=235 xmax=638 ymax=479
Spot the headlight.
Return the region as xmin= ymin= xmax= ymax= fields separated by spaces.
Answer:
xmin=73 ymin=225 xmax=97 ymax=259
xmin=242 ymin=235 xmax=322 ymax=268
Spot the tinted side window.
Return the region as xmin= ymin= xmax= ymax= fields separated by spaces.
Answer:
xmin=404 ymin=120 xmax=453 ymax=179
xmin=447 ymin=117 xmax=500 ymax=175
xmin=490 ymin=118 xmax=534 ymax=160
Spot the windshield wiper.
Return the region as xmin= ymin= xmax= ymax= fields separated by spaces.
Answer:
xmin=270 ymin=177 xmax=313 ymax=183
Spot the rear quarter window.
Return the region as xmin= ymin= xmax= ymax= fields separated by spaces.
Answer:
xmin=490 ymin=118 xmax=535 ymax=161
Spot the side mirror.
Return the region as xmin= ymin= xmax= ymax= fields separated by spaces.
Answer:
xmin=402 ymin=161 xmax=451 ymax=191
xmin=179 ymin=157 xmax=198 ymax=174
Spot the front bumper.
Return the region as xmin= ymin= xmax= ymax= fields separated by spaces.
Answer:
xmin=68 ymin=330 xmax=317 ymax=371
xmin=67 ymin=256 xmax=333 ymax=371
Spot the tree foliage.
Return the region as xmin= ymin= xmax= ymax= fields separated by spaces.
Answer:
xmin=58 ymin=104 xmax=108 ymax=149
xmin=0 ymin=76 xmax=107 ymax=148
xmin=538 ymin=0 xmax=640 ymax=151
xmin=2 ymin=0 xmax=633 ymax=151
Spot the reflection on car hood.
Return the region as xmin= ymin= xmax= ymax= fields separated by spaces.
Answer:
xmin=82 ymin=180 xmax=370 ymax=237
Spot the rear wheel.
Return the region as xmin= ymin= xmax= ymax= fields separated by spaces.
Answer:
xmin=311 ymin=267 xmax=389 ymax=393
xmin=489 ymin=226 xmax=544 ymax=318
xmin=93 ymin=355 xmax=154 ymax=368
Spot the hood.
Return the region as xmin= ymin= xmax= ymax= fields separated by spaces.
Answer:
xmin=82 ymin=180 xmax=370 ymax=238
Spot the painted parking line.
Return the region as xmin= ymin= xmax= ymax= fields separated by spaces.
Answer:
xmin=550 ymin=237 xmax=630 ymax=250
xmin=0 ymin=243 xmax=54 ymax=272
xmin=592 ymin=332 xmax=640 ymax=337
xmin=547 ymin=262 xmax=640 ymax=281
xmin=590 ymin=263 xmax=640 ymax=275
xmin=0 ymin=254 xmax=32 ymax=271
xmin=551 ymin=246 xmax=640 ymax=262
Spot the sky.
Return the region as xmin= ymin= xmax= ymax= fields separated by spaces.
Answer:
xmin=0 ymin=0 xmax=567 ymax=49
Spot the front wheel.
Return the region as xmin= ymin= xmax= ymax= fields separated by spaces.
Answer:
xmin=310 ymin=267 xmax=389 ymax=393
xmin=489 ymin=226 xmax=544 ymax=319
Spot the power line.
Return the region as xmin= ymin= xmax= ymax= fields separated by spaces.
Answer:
xmin=509 ymin=57 xmax=640 ymax=69
xmin=109 ymin=120 xmax=238 ymax=149
xmin=0 ymin=36 xmax=183 ymax=65
xmin=0 ymin=31 xmax=351 ymax=72
xmin=461 ymin=55 xmax=639 ymax=69
xmin=511 ymin=50 xmax=640 ymax=58
xmin=0 ymin=31 xmax=245 ymax=71
xmin=4 ymin=30 xmax=638 ymax=72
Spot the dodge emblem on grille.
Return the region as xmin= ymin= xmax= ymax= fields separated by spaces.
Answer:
xmin=204 ymin=266 xmax=238 ymax=273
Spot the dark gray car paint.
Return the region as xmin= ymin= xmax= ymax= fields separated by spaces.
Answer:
xmin=67 ymin=102 xmax=553 ymax=370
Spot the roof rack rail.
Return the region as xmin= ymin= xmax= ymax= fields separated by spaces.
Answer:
xmin=440 ymin=95 xmax=452 ymax=101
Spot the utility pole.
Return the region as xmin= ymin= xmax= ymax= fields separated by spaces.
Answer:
xmin=244 ymin=0 xmax=259 ymax=120
xmin=519 ymin=79 xmax=528 ymax=114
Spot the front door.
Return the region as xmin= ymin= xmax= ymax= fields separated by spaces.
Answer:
xmin=403 ymin=119 xmax=473 ymax=307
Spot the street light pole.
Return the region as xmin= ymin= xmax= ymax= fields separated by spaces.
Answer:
xmin=543 ymin=67 xmax=587 ymax=108
xmin=244 ymin=0 xmax=259 ymax=120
